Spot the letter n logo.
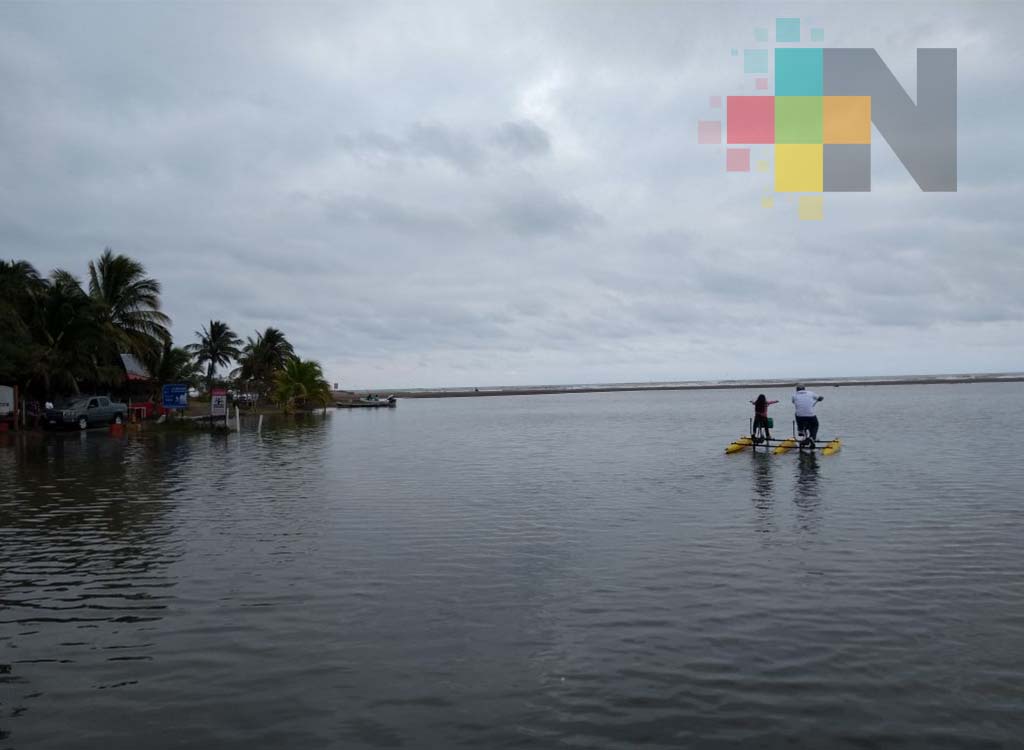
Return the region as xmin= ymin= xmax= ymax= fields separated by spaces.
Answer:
xmin=825 ymin=49 xmax=957 ymax=191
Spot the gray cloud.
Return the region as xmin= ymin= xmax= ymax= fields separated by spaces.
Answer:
xmin=336 ymin=120 xmax=551 ymax=173
xmin=0 ymin=2 xmax=1021 ymax=387
xmin=493 ymin=190 xmax=601 ymax=237
xmin=337 ymin=124 xmax=485 ymax=172
xmin=493 ymin=120 xmax=551 ymax=158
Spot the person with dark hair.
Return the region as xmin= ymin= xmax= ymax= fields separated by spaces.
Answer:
xmin=750 ymin=393 xmax=778 ymax=442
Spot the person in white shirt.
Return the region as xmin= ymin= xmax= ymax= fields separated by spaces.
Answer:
xmin=792 ymin=384 xmax=823 ymax=442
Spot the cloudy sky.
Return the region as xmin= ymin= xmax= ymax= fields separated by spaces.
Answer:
xmin=1 ymin=2 xmax=1020 ymax=388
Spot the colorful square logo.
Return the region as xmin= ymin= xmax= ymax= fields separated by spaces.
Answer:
xmin=697 ymin=18 xmax=956 ymax=219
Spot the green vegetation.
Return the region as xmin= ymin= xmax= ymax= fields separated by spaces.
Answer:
xmin=89 ymin=249 xmax=171 ymax=363
xmin=0 ymin=252 xmax=332 ymax=410
xmin=188 ymin=320 xmax=242 ymax=394
xmin=274 ymin=357 xmax=332 ymax=413
xmin=234 ymin=327 xmax=295 ymax=404
xmin=151 ymin=340 xmax=203 ymax=388
xmin=0 ymin=253 xmax=157 ymax=394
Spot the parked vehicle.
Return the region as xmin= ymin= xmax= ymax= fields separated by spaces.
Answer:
xmin=44 ymin=396 xmax=128 ymax=430
xmin=230 ymin=392 xmax=257 ymax=407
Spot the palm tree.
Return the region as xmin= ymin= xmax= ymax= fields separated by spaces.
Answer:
xmin=0 ymin=259 xmax=47 ymax=303
xmin=88 ymin=248 xmax=171 ymax=360
xmin=150 ymin=340 xmax=201 ymax=391
xmin=1 ymin=262 xmax=120 ymax=395
xmin=0 ymin=260 xmax=47 ymax=386
xmin=252 ymin=327 xmax=294 ymax=369
xmin=31 ymin=270 xmax=112 ymax=395
xmin=234 ymin=327 xmax=295 ymax=403
xmin=188 ymin=320 xmax=241 ymax=394
xmin=274 ymin=357 xmax=332 ymax=412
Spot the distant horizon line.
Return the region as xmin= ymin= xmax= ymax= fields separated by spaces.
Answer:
xmin=345 ymin=371 xmax=1024 ymax=397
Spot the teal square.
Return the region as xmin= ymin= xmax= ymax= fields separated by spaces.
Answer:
xmin=744 ymin=49 xmax=769 ymax=74
xmin=775 ymin=96 xmax=823 ymax=144
xmin=776 ymin=17 xmax=800 ymax=43
xmin=810 ymin=27 xmax=824 ymax=42
xmin=775 ymin=47 xmax=822 ymax=96
xmin=754 ymin=27 xmax=769 ymax=42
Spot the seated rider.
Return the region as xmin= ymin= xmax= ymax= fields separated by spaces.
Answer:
xmin=792 ymin=384 xmax=823 ymax=445
xmin=750 ymin=394 xmax=778 ymax=441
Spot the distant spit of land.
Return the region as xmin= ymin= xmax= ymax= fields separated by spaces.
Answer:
xmin=355 ymin=373 xmax=1024 ymax=399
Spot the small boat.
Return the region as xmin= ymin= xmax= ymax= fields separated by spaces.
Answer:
xmin=725 ymin=431 xmax=840 ymax=456
xmin=336 ymin=395 xmax=397 ymax=409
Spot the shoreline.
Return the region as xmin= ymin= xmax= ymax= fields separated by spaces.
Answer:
xmin=364 ymin=373 xmax=1024 ymax=399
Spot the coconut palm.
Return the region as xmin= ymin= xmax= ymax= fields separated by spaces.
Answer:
xmin=88 ymin=248 xmax=171 ymax=360
xmin=251 ymin=327 xmax=294 ymax=370
xmin=150 ymin=340 xmax=201 ymax=390
xmin=274 ymin=357 xmax=331 ymax=412
xmin=234 ymin=327 xmax=295 ymax=403
xmin=0 ymin=260 xmax=47 ymax=385
xmin=2 ymin=256 xmax=325 ymax=405
xmin=2 ymin=262 xmax=123 ymax=395
xmin=188 ymin=320 xmax=241 ymax=394
xmin=0 ymin=259 xmax=47 ymax=304
xmin=31 ymin=270 xmax=113 ymax=395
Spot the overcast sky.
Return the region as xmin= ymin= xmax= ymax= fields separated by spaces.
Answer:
xmin=1 ymin=2 xmax=1020 ymax=388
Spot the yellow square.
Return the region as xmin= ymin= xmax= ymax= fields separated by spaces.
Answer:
xmin=761 ymin=196 xmax=774 ymax=208
xmin=756 ymin=160 xmax=770 ymax=173
xmin=798 ymin=195 xmax=823 ymax=220
xmin=775 ymin=144 xmax=822 ymax=192
xmin=824 ymin=96 xmax=871 ymax=144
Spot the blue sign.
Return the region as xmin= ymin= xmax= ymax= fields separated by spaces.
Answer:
xmin=162 ymin=383 xmax=189 ymax=410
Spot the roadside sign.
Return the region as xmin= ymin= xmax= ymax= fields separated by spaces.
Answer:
xmin=0 ymin=385 xmax=13 ymax=416
xmin=210 ymin=388 xmax=227 ymax=417
xmin=162 ymin=383 xmax=188 ymax=410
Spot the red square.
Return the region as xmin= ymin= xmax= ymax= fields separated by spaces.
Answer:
xmin=727 ymin=96 xmax=774 ymax=144
xmin=726 ymin=148 xmax=750 ymax=172
xmin=697 ymin=120 xmax=721 ymax=144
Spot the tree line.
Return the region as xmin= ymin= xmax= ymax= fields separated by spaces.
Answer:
xmin=0 ymin=250 xmax=332 ymax=411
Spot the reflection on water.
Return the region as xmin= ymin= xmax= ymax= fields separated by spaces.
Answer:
xmin=793 ymin=452 xmax=822 ymax=532
xmin=750 ymin=451 xmax=824 ymax=537
xmin=0 ymin=431 xmax=181 ymax=723
xmin=3 ymin=387 xmax=1024 ymax=749
xmin=750 ymin=453 xmax=775 ymax=536
xmin=751 ymin=453 xmax=774 ymax=500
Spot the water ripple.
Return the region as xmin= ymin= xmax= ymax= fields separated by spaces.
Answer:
xmin=2 ymin=386 xmax=1024 ymax=748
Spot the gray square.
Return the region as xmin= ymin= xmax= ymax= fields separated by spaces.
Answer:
xmin=824 ymin=144 xmax=870 ymax=192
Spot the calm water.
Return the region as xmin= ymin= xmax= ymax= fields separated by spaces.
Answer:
xmin=2 ymin=384 xmax=1023 ymax=749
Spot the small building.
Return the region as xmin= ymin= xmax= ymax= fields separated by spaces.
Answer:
xmin=120 ymin=353 xmax=152 ymax=384
xmin=119 ymin=353 xmax=156 ymax=419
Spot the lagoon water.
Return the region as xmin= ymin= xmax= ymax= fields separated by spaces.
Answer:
xmin=2 ymin=383 xmax=1023 ymax=748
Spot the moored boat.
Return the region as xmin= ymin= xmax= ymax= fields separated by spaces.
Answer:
xmin=336 ymin=395 xmax=397 ymax=409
